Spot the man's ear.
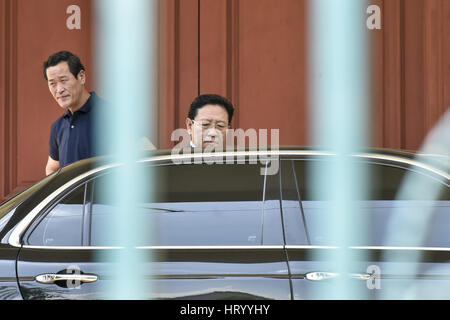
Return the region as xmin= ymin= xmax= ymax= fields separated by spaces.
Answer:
xmin=185 ymin=118 xmax=193 ymax=134
xmin=77 ymin=70 xmax=86 ymax=84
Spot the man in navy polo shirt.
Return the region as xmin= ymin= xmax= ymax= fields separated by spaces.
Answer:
xmin=43 ymin=51 xmax=103 ymax=175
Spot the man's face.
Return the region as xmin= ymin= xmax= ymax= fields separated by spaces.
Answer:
xmin=46 ymin=61 xmax=85 ymax=112
xmin=186 ymin=104 xmax=229 ymax=148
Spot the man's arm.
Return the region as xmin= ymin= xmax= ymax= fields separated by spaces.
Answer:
xmin=45 ymin=156 xmax=60 ymax=175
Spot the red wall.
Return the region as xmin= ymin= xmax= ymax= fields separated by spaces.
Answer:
xmin=1 ymin=0 xmax=449 ymax=201
xmin=1 ymin=0 xmax=92 ymax=200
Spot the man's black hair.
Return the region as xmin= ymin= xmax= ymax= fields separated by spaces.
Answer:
xmin=188 ymin=94 xmax=235 ymax=123
xmin=43 ymin=51 xmax=85 ymax=80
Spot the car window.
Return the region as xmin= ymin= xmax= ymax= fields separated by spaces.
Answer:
xmin=282 ymin=158 xmax=450 ymax=247
xmin=25 ymin=183 xmax=86 ymax=246
xmin=90 ymin=162 xmax=283 ymax=246
xmin=364 ymin=161 xmax=449 ymax=247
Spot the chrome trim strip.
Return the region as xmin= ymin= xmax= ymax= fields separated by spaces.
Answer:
xmin=19 ymin=245 xmax=285 ymax=250
xmin=352 ymin=246 xmax=450 ymax=251
xmin=8 ymin=149 xmax=448 ymax=248
xmin=142 ymin=149 xmax=288 ymax=162
xmin=168 ymin=149 xmax=448 ymax=180
xmin=285 ymin=245 xmax=450 ymax=251
xmin=137 ymin=245 xmax=284 ymax=250
xmin=285 ymin=245 xmax=338 ymax=249
xmin=18 ymin=243 xmax=450 ymax=251
xmin=151 ymin=273 xmax=289 ymax=279
xmin=354 ymin=153 xmax=449 ymax=180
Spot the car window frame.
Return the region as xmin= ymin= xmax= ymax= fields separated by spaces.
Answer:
xmin=23 ymin=182 xmax=89 ymax=247
xmin=10 ymin=150 xmax=446 ymax=250
xmin=280 ymin=153 xmax=449 ymax=248
xmin=10 ymin=152 xmax=284 ymax=250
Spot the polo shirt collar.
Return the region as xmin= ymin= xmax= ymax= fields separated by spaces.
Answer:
xmin=63 ymin=92 xmax=96 ymax=118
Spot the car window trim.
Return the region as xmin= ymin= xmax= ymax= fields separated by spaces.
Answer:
xmin=15 ymin=244 xmax=450 ymax=251
xmin=354 ymin=153 xmax=449 ymax=181
xmin=17 ymin=244 xmax=286 ymax=250
xmin=280 ymin=152 xmax=448 ymax=181
xmin=285 ymin=245 xmax=450 ymax=251
xmin=9 ymin=153 xmax=270 ymax=248
xmin=23 ymin=183 xmax=89 ymax=247
xmin=8 ymin=150 xmax=448 ymax=248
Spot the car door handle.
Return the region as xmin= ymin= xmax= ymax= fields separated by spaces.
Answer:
xmin=35 ymin=273 xmax=98 ymax=284
xmin=305 ymin=272 xmax=339 ymax=281
xmin=305 ymin=272 xmax=372 ymax=281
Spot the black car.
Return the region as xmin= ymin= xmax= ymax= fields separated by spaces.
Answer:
xmin=0 ymin=147 xmax=449 ymax=299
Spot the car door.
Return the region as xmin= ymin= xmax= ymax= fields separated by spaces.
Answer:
xmin=16 ymin=154 xmax=291 ymax=299
xmin=15 ymin=181 xmax=100 ymax=299
xmin=87 ymin=157 xmax=290 ymax=299
xmin=281 ymin=154 xmax=450 ymax=299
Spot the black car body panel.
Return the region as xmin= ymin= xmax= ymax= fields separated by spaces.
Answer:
xmin=0 ymin=147 xmax=448 ymax=299
xmin=0 ymin=245 xmax=21 ymax=300
xmin=16 ymin=247 xmax=291 ymax=300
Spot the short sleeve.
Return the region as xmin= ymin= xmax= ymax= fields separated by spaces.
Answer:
xmin=49 ymin=123 xmax=59 ymax=161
